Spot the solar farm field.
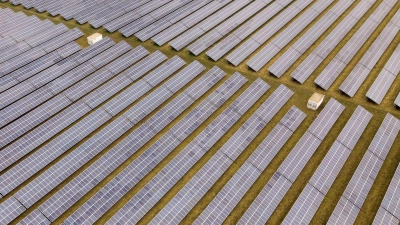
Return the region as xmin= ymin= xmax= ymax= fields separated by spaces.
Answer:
xmin=0 ymin=1 xmax=400 ymax=225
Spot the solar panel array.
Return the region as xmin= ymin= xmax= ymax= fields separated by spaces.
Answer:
xmin=239 ymin=98 xmax=345 ymax=224
xmin=4 ymin=0 xmax=400 ymax=105
xmin=268 ymin=0 xmax=354 ymax=78
xmin=373 ymin=163 xmax=400 ymax=225
xmin=247 ymin=0 xmax=335 ymax=72
xmin=339 ymin=7 xmax=400 ymax=97
xmin=290 ymin=0 xmax=376 ymax=83
xmin=328 ymin=113 xmax=400 ymax=224
xmin=206 ymin=0 xmax=292 ymax=61
xmin=150 ymin=84 xmax=294 ymax=224
xmin=315 ymin=1 xmax=394 ymax=91
xmin=1 ymin=2 xmax=400 ymax=224
xmin=194 ymin=106 xmax=305 ymax=225
xmin=226 ymin=0 xmax=313 ymax=66
xmin=67 ymin=73 xmax=249 ymax=224
xmin=7 ymin=56 xmax=190 ymax=209
xmin=283 ymin=106 xmax=372 ymax=225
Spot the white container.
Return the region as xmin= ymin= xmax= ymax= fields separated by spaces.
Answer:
xmin=87 ymin=33 xmax=102 ymax=45
xmin=307 ymin=93 xmax=325 ymax=110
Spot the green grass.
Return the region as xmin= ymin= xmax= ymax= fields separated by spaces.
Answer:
xmin=1 ymin=1 xmax=400 ymax=225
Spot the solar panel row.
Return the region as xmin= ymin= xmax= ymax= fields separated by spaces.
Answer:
xmin=328 ymin=113 xmax=400 ymax=224
xmin=395 ymin=93 xmax=400 ymax=108
xmin=366 ymin=42 xmax=400 ymax=104
xmin=373 ymin=163 xmax=400 ymax=225
xmin=17 ymin=209 xmax=50 ymax=225
xmin=98 ymin=75 xmax=249 ymax=225
xmin=239 ymin=98 xmax=344 ymax=224
xmin=0 ymin=197 xmax=26 ymax=225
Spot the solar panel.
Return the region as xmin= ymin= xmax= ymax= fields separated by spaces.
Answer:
xmin=0 ymin=42 xmax=31 ymax=64
xmin=379 ymin=163 xmax=400 ymax=220
xmin=230 ymin=78 xmax=270 ymax=115
xmin=72 ymin=37 xmax=115 ymax=63
xmin=366 ymin=69 xmax=397 ymax=105
xmin=125 ymin=51 xmax=171 ymax=82
xmin=0 ymin=197 xmax=26 ymax=225
xmin=0 ymin=93 xmax=72 ymax=148
xmin=340 ymin=19 xmax=399 ymax=97
xmin=63 ymin=68 xmax=112 ymax=101
xmin=25 ymin=23 xmax=69 ymax=47
xmin=134 ymin=1 xmax=209 ymax=42
xmin=307 ymin=99 xmax=345 ymax=140
xmin=373 ymin=207 xmax=399 ymax=225
xmin=367 ymin=113 xmax=400 ymax=160
xmin=206 ymin=72 xmax=247 ymax=108
xmin=38 ymin=28 xmax=83 ymax=53
xmin=337 ymin=106 xmax=372 ymax=149
xmin=45 ymin=63 xmax=96 ymax=95
xmin=87 ymin=41 xmax=131 ymax=69
xmin=84 ymin=51 xmax=166 ymax=109
xmin=0 ymin=101 xmax=89 ymax=173
xmin=163 ymin=60 xmax=205 ymax=93
xmin=151 ymin=151 xmax=233 ymax=224
xmin=239 ymin=172 xmax=292 ymax=224
xmin=254 ymin=85 xmax=294 ymax=122
xmin=282 ymin=184 xmax=325 ymax=225
xmin=18 ymin=210 xmax=50 ymax=225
